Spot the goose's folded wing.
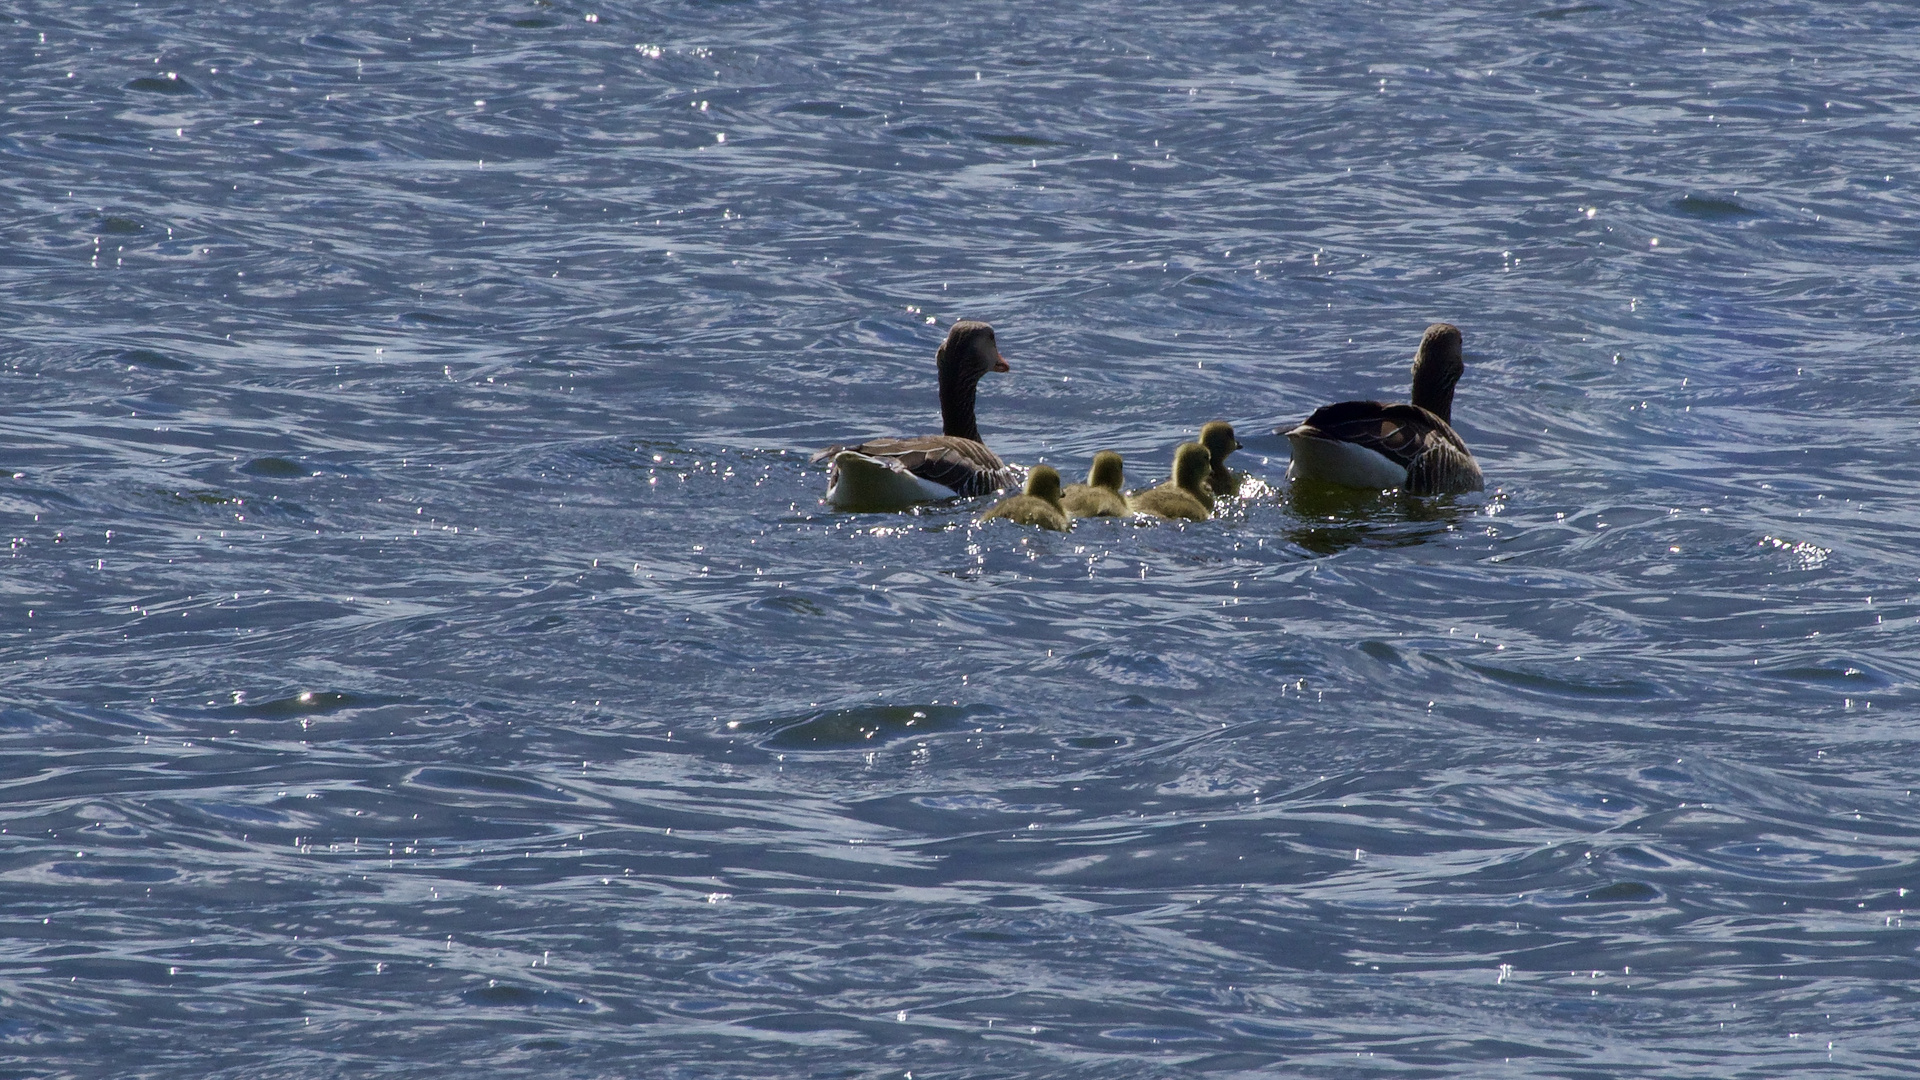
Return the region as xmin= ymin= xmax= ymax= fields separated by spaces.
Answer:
xmin=1293 ymin=401 xmax=1421 ymax=468
xmin=1292 ymin=401 xmax=1480 ymax=495
xmin=817 ymin=436 xmax=1012 ymax=497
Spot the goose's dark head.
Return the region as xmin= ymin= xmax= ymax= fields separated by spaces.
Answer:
xmin=1173 ymin=441 xmax=1211 ymax=492
xmin=1025 ymin=464 xmax=1063 ymax=503
xmin=1199 ymin=421 xmax=1241 ymax=464
xmin=1087 ymin=450 xmax=1124 ymax=491
xmin=936 ymin=320 xmax=1010 ymax=383
xmin=1409 ymin=322 xmax=1464 ymax=423
xmin=933 ymin=319 xmax=1009 ymax=441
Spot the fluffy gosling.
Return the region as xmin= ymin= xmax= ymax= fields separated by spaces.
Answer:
xmin=981 ymin=465 xmax=1070 ymax=531
xmin=1128 ymin=442 xmax=1213 ymax=521
xmin=1061 ymin=451 xmax=1129 ymax=518
xmin=1199 ymin=421 xmax=1243 ymax=498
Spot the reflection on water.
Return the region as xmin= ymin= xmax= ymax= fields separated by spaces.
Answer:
xmin=1279 ymin=480 xmax=1481 ymax=555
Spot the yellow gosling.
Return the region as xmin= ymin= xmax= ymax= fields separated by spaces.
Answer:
xmin=1199 ymin=421 xmax=1243 ymax=498
xmin=981 ymin=465 xmax=1070 ymax=531
xmin=1128 ymin=442 xmax=1213 ymax=521
xmin=1061 ymin=451 xmax=1129 ymax=518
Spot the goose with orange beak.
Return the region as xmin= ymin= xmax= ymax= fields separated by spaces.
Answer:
xmin=812 ymin=320 xmax=1018 ymax=511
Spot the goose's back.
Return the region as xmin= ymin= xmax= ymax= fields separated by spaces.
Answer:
xmin=812 ymin=435 xmax=1015 ymax=497
xmin=1290 ymin=401 xmax=1481 ymax=495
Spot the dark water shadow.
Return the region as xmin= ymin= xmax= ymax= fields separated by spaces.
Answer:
xmin=736 ymin=703 xmax=990 ymax=752
xmin=461 ymin=983 xmax=596 ymax=1011
xmin=238 ymin=456 xmax=311 ymax=479
xmin=1281 ymin=481 xmax=1472 ymax=555
xmin=1671 ymin=193 xmax=1756 ymax=219
xmin=210 ymin=690 xmax=389 ymax=720
xmin=99 ymin=347 xmax=195 ymax=372
xmin=125 ymin=74 xmax=198 ymax=96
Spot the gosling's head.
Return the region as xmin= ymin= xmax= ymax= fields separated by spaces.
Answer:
xmin=1025 ymin=464 xmax=1063 ymax=502
xmin=1199 ymin=421 xmax=1241 ymax=464
xmin=1087 ymin=450 xmax=1124 ymax=491
xmin=1172 ymin=442 xmax=1211 ymax=489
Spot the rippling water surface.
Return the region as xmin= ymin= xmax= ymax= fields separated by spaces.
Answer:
xmin=4 ymin=1 xmax=1919 ymax=1075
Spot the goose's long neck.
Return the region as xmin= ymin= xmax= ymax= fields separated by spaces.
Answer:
xmin=940 ymin=370 xmax=983 ymax=442
xmin=1410 ymin=331 xmax=1463 ymax=424
xmin=1412 ymin=379 xmax=1455 ymax=424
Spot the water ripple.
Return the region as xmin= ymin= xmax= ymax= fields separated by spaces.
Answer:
xmin=3 ymin=0 xmax=1919 ymax=1075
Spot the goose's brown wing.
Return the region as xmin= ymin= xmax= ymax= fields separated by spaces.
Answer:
xmin=813 ymin=435 xmax=1015 ymax=497
xmin=1293 ymin=401 xmax=1482 ymax=495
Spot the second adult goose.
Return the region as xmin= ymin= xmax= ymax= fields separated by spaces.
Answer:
xmin=1281 ymin=322 xmax=1484 ymax=495
xmin=1128 ymin=442 xmax=1213 ymax=521
xmin=812 ymin=320 xmax=1019 ymax=511
xmin=1061 ymin=451 xmax=1129 ymax=518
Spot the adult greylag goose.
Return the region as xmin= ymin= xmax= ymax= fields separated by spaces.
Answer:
xmin=1128 ymin=442 xmax=1213 ymax=521
xmin=981 ymin=465 xmax=1069 ymax=532
xmin=812 ymin=320 xmax=1019 ymax=510
xmin=1281 ymin=322 xmax=1484 ymax=495
xmin=1198 ymin=421 xmax=1243 ymax=498
xmin=1061 ymin=451 xmax=1129 ymax=518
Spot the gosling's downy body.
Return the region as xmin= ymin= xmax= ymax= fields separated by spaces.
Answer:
xmin=1128 ymin=442 xmax=1213 ymax=521
xmin=812 ymin=320 xmax=1019 ymax=510
xmin=1281 ymin=322 xmax=1484 ymax=495
xmin=981 ymin=465 xmax=1070 ymax=531
xmin=1199 ymin=421 xmax=1243 ymax=498
xmin=1061 ymin=451 xmax=1129 ymax=518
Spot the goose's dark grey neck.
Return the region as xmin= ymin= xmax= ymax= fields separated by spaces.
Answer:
xmin=939 ymin=368 xmax=983 ymax=443
xmin=1409 ymin=324 xmax=1463 ymax=425
xmin=1410 ymin=376 xmax=1456 ymax=425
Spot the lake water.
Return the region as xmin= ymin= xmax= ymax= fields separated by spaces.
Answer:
xmin=3 ymin=1 xmax=1918 ymax=1076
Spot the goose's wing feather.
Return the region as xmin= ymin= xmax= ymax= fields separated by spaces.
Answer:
xmin=1293 ymin=400 xmax=1423 ymax=469
xmin=814 ymin=435 xmax=1014 ymax=497
xmin=1292 ymin=401 xmax=1482 ymax=495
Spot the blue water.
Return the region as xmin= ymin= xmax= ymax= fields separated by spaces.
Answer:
xmin=4 ymin=1 xmax=1918 ymax=1075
